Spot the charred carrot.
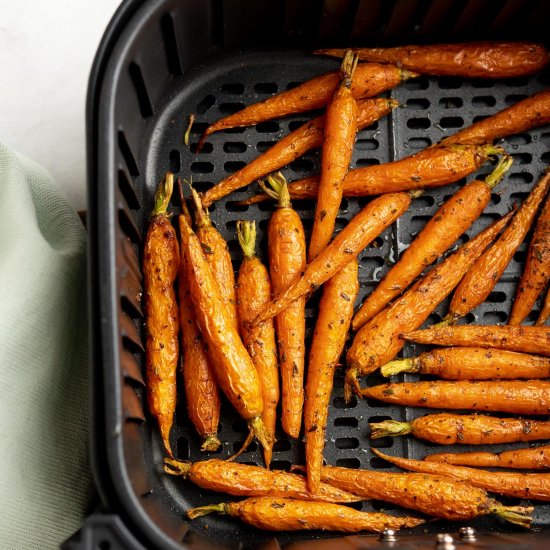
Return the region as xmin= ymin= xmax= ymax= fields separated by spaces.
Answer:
xmin=163 ymin=458 xmax=361 ymax=503
xmin=444 ymin=89 xmax=550 ymax=145
xmin=236 ymin=221 xmax=279 ymax=466
xmin=538 ymin=287 xmax=550 ymax=325
xmin=190 ymin=187 xmax=238 ymax=328
xmin=510 ymin=190 xmax=550 ymax=325
xmin=188 ymin=497 xmax=425 ymax=532
xmin=363 ymin=380 xmax=550 ymax=415
xmin=353 ymin=156 xmax=512 ymax=330
xmin=305 ymin=260 xmax=359 ymax=493
xmin=253 ymin=182 xmax=413 ymax=326
xmin=143 ymin=173 xmax=179 ymax=457
xmin=239 ymin=144 xmax=503 ymax=205
xmin=403 ymin=324 xmax=550 ymax=356
xmin=345 ymin=213 xmax=512 ymax=399
xmin=309 ymin=51 xmax=359 ymax=261
xmin=263 ymin=174 xmax=306 ymax=439
xmin=447 ymin=169 xmax=550 ymax=323
xmin=369 ymin=413 xmax=550 ymax=445
xmin=315 ymin=42 xmax=549 ymax=78
xmin=320 ymin=466 xmax=532 ymax=525
xmin=374 ymin=448 xmax=550 ymax=502
xmin=426 ymin=445 xmax=550 ymax=469
xmin=178 ymin=211 xmax=269 ymax=451
xmin=202 ymin=98 xmax=397 ymax=207
xmin=381 ymin=347 xmax=550 ymax=380
xmin=198 ymin=63 xmax=414 ymax=148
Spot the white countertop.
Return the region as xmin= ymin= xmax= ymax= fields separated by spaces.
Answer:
xmin=0 ymin=0 xmax=120 ymax=211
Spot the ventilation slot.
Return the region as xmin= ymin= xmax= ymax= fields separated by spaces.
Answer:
xmin=118 ymin=131 xmax=140 ymax=177
xmin=121 ymin=348 xmax=144 ymax=386
xmin=119 ymin=208 xmax=142 ymax=244
xmin=160 ymin=13 xmax=182 ymax=75
xmin=169 ymin=150 xmax=181 ymax=173
xmin=120 ymin=313 xmax=143 ymax=353
xmin=118 ymin=170 xmax=140 ymax=210
xmin=129 ymin=62 xmax=154 ymax=118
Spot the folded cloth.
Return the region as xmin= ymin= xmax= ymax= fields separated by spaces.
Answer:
xmin=0 ymin=143 xmax=93 ymax=549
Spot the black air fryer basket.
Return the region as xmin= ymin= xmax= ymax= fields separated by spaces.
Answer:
xmin=76 ymin=0 xmax=550 ymax=548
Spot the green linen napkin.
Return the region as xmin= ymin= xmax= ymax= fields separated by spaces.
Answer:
xmin=0 ymin=143 xmax=93 ymax=549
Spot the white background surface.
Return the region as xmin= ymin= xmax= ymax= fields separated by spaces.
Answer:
xmin=0 ymin=0 xmax=121 ymax=211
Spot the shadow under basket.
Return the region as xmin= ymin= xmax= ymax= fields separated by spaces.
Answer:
xmin=69 ymin=0 xmax=550 ymax=548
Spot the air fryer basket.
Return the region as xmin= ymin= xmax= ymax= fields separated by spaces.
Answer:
xmin=82 ymin=1 xmax=550 ymax=549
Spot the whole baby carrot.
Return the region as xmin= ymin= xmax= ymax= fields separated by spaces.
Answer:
xmin=381 ymin=347 xmax=550 ymax=380
xmin=143 ymin=173 xmax=179 ymax=457
xmin=315 ymin=42 xmax=549 ymax=78
xmin=236 ymin=221 xmax=279 ymax=467
xmin=426 ymin=445 xmax=550 ymax=469
xmin=201 ymin=98 xmax=397 ymax=207
xmin=345 ymin=213 xmax=512 ymax=400
xmin=198 ymin=63 xmax=414 ymax=148
xmin=263 ymin=174 xmax=306 ymax=439
xmin=369 ymin=413 xmax=550 ymax=445
xmin=446 ymin=169 xmax=550 ymax=322
xmin=309 ymin=50 xmax=359 ymax=261
xmin=509 ymin=189 xmax=550 ymax=325
xmin=353 ymin=155 xmax=512 ymax=330
xmin=188 ymin=497 xmax=425 ymax=532
xmin=374 ymin=448 xmax=550 ymax=502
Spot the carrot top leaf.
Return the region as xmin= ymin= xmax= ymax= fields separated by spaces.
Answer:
xmin=187 ymin=502 xmax=229 ymax=520
xmin=485 ymin=154 xmax=513 ymax=189
xmin=153 ymin=171 xmax=174 ymax=216
xmin=259 ymin=172 xmax=291 ymax=208
xmin=370 ymin=419 xmax=412 ymax=439
xmin=163 ymin=458 xmax=192 ymax=477
xmin=237 ymin=220 xmax=257 ymax=259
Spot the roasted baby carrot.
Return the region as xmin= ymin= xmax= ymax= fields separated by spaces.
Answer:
xmin=363 ymin=380 xmax=550 ymax=415
xmin=143 ymin=173 xmax=179 ymax=458
xmin=178 ymin=212 xmax=269 ymax=451
xmin=188 ymin=497 xmax=425 ymax=532
xmin=369 ymin=413 xmax=550 ymax=445
xmin=444 ymin=89 xmax=550 ymax=145
xmin=510 ymin=189 xmax=550 ymax=325
xmin=253 ymin=187 xmax=413 ymax=326
xmin=198 ymin=63 xmax=414 ymax=148
xmin=374 ymin=448 xmax=550 ymax=502
xmin=538 ymin=287 xmax=550 ymax=325
xmin=320 ymin=466 xmax=532 ymax=525
xmin=403 ymin=324 xmax=550 ymax=356
xmin=353 ymin=155 xmax=512 ymax=330
xmin=239 ymin=144 xmax=502 ymax=205
xmin=236 ymin=221 xmax=279 ymax=467
xmin=202 ymin=98 xmax=397 ymax=207
xmin=315 ymin=42 xmax=549 ymax=78
xmin=447 ymin=169 xmax=550 ymax=322
xmin=345 ymin=213 xmax=512 ymax=399
xmin=263 ymin=174 xmax=306 ymax=439
xmin=426 ymin=445 xmax=550 ymax=469
xmin=309 ymin=51 xmax=359 ymax=261
xmin=305 ymin=260 xmax=358 ymax=493
xmin=163 ymin=458 xmax=361 ymax=503
xmin=381 ymin=347 xmax=550 ymax=380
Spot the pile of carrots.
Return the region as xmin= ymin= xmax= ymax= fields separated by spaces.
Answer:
xmin=142 ymin=42 xmax=550 ymax=534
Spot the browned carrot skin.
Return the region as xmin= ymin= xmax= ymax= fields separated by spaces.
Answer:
xmin=370 ymin=413 xmax=550 ymax=445
xmin=163 ymin=458 xmax=361 ymax=503
xmin=201 ymin=98 xmax=397 ymax=207
xmin=309 ymin=51 xmax=358 ymax=261
xmin=353 ymin=156 xmax=512 ymax=330
xmin=236 ymin=221 xmax=279 ymax=467
xmin=381 ymin=347 xmax=550 ymax=380
xmin=426 ymin=445 xmax=550 ymax=469
xmin=198 ymin=63 xmax=414 ymax=148
xmin=305 ymin=260 xmax=358 ymax=493
xmin=264 ymin=175 xmax=306 ymax=439
xmin=447 ymin=170 xmax=550 ymax=322
xmin=239 ymin=144 xmax=502 ymax=205
xmin=345 ymin=213 xmax=512 ymax=399
xmin=320 ymin=466 xmax=531 ymax=524
xmin=143 ymin=173 xmax=179 ymax=458
xmin=315 ymin=43 xmax=549 ymax=78
xmin=444 ymin=89 xmax=550 ymax=146
xmin=363 ymin=380 xmax=550 ymax=415
xmin=374 ymin=448 xmax=550 ymax=502
xmin=178 ymin=213 xmax=269 ymax=450
xmin=510 ymin=190 xmax=550 ymax=325
xmin=403 ymin=324 xmax=550 ymax=356
xmin=253 ymin=190 xmax=413 ymax=326
xmin=538 ymin=286 xmax=550 ymax=325
xmin=188 ymin=497 xmax=425 ymax=532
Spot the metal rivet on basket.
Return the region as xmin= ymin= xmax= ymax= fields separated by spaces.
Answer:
xmin=436 ymin=533 xmax=456 ymax=549
xmin=379 ymin=528 xmax=398 ymax=542
xmin=459 ymin=526 xmax=477 ymax=542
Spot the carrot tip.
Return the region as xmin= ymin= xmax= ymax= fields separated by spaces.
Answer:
xmin=369 ymin=420 xmax=412 ymax=439
xmin=200 ymin=434 xmax=222 ymax=452
xmin=344 ymin=368 xmax=360 ymax=403
xmin=163 ymin=458 xmax=192 ymax=477
xmin=187 ymin=502 xmax=229 ymax=520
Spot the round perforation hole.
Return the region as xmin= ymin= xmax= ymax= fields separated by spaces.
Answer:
xmin=355 ymin=158 xmax=381 ymax=168
xmin=407 ymin=117 xmax=430 ymax=130
xmin=335 ymin=437 xmax=360 ymax=449
xmin=191 ymin=161 xmax=214 ymax=174
xmin=439 ymin=97 xmax=463 ymax=109
xmin=405 ymin=98 xmax=430 ymax=110
xmin=224 ymin=160 xmax=247 ymax=173
xmin=219 ymin=102 xmax=245 ymax=115
xmin=408 ymin=137 xmax=431 ymax=149
xmin=254 ymin=82 xmax=278 ymax=94
xmin=472 ymin=95 xmax=496 ymax=107
xmin=256 ymin=121 xmax=280 ymax=133
xmin=333 ymin=396 xmax=357 ymax=409
xmin=223 ymin=141 xmax=247 ymax=154
xmin=439 ymin=116 xmax=464 ymax=129
xmin=404 ymin=77 xmax=429 ymax=90
xmin=335 ymin=457 xmax=360 ymax=469
xmin=221 ymin=82 xmax=245 ymax=94
xmin=356 ymin=138 xmax=379 ymax=151
xmin=334 ymin=417 xmax=359 ymax=428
